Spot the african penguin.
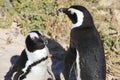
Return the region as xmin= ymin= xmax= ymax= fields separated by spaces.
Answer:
xmin=59 ymin=5 xmax=106 ymax=80
xmin=9 ymin=31 xmax=55 ymax=80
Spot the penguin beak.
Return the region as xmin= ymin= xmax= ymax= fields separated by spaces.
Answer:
xmin=41 ymin=36 xmax=48 ymax=45
xmin=58 ymin=8 xmax=75 ymax=15
xmin=58 ymin=8 xmax=69 ymax=14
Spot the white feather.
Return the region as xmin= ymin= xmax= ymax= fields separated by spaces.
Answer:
xmin=29 ymin=32 xmax=39 ymax=39
xmin=68 ymin=8 xmax=84 ymax=29
xmin=76 ymin=49 xmax=81 ymax=80
xmin=21 ymin=46 xmax=50 ymax=80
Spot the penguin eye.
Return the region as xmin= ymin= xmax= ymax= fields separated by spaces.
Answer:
xmin=31 ymin=36 xmax=39 ymax=40
xmin=68 ymin=9 xmax=74 ymax=14
xmin=29 ymin=32 xmax=39 ymax=40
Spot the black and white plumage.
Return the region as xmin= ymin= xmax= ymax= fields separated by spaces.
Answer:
xmin=9 ymin=31 xmax=55 ymax=80
xmin=59 ymin=5 xmax=106 ymax=80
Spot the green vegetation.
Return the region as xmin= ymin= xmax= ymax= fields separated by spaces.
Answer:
xmin=0 ymin=0 xmax=120 ymax=79
xmin=0 ymin=1 xmax=119 ymax=53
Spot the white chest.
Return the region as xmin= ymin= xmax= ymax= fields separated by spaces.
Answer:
xmin=22 ymin=47 xmax=49 ymax=80
xmin=23 ymin=63 xmax=48 ymax=80
xmin=76 ymin=49 xmax=81 ymax=80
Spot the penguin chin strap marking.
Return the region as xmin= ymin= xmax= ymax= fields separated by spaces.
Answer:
xmin=76 ymin=49 xmax=81 ymax=80
xmin=19 ymin=56 xmax=48 ymax=80
xmin=69 ymin=8 xmax=84 ymax=29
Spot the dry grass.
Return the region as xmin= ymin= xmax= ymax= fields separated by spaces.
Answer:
xmin=0 ymin=0 xmax=120 ymax=79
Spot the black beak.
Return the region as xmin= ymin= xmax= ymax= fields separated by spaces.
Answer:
xmin=40 ymin=36 xmax=48 ymax=45
xmin=58 ymin=8 xmax=69 ymax=13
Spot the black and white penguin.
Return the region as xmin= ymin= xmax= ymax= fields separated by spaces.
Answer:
xmin=59 ymin=5 xmax=106 ymax=80
xmin=9 ymin=31 xmax=55 ymax=80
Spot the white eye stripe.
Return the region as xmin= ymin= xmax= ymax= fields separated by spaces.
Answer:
xmin=29 ymin=32 xmax=39 ymax=39
xmin=38 ymin=31 xmax=43 ymax=35
xmin=69 ymin=8 xmax=84 ymax=29
xmin=68 ymin=9 xmax=74 ymax=14
xmin=26 ymin=31 xmax=43 ymax=39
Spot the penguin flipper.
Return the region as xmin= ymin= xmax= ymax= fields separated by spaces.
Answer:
xmin=63 ymin=46 xmax=76 ymax=80
xmin=47 ymin=66 xmax=55 ymax=80
xmin=9 ymin=49 xmax=27 ymax=80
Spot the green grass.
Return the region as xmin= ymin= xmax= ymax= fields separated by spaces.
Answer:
xmin=0 ymin=0 xmax=120 ymax=56
xmin=0 ymin=0 xmax=120 ymax=79
xmin=0 ymin=0 xmax=120 ymax=52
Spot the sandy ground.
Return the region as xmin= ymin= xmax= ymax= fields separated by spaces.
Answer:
xmin=0 ymin=28 xmax=25 ymax=80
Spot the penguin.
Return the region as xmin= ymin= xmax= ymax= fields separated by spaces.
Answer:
xmin=59 ymin=5 xmax=106 ymax=80
xmin=9 ymin=31 xmax=55 ymax=80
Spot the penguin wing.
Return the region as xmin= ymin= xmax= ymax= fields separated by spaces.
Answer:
xmin=47 ymin=66 xmax=55 ymax=80
xmin=9 ymin=49 xmax=28 ymax=79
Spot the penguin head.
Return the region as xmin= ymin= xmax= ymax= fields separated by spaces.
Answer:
xmin=59 ymin=5 xmax=94 ymax=29
xmin=25 ymin=31 xmax=48 ymax=52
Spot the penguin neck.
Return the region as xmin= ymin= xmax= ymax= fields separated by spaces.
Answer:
xmin=20 ymin=55 xmax=48 ymax=80
xmin=71 ymin=11 xmax=84 ymax=29
xmin=25 ymin=46 xmax=48 ymax=62
xmin=71 ymin=23 xmax=79 ymax=29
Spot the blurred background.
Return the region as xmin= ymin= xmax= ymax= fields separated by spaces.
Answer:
xmin=0 ymin=0 xmax=120 ymax=80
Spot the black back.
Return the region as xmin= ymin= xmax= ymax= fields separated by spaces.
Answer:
xmin=59 ymin=5 xmax=106 ymax=80
xmin=70 ymin=27 xmax=106 ymax=80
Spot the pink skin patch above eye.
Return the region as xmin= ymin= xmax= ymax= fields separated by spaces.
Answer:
xmin=68 ymin=9 xmax=74 ymax=14
xmin=31 ymin=36 xmax=38 ymax=40
xmin=29 ymin=32 xmax=39 ymax=40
